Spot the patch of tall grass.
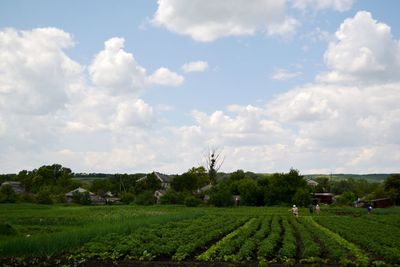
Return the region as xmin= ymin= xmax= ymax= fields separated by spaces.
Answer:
xmin=0 ymin=211 xmax=202 ymax=256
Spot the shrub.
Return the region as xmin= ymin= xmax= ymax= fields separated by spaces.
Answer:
xmin=0 ymin=184 xmax=17 ymax=203
xmin=72 ymin=191 xmax=92 ymax=205
xmin=184 ymin=196 xmax=201 ymax=207
xmin=135 ymin=191 xmax=156 ymax=205
xmin=36 ymin=189 xmax=53 ymax=204
xmin=119 ymin=192 xmax=135 ymax=204
xmin=209 ymin=184 xmax=233 ymax=207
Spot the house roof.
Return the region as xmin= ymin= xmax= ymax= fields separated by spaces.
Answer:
xmin=1 ymin=181 xmax=22 ymax=186
xmin=65 ymin=187 xmax=94 ymax=197
xmin=314 ymin=193 xmax=333 ymax=196
xmin=137 ymin=172 xmax=173 ymax=183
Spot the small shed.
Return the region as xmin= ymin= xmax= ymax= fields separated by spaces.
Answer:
xmin=313 ymin=193 xmax=334 ymax=204
xmin=371 ymin=198 xmax=393 ymax=208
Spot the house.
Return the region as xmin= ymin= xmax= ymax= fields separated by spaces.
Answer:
xmin=1 ymin=181 xmax=25 ymax=194
xmin=313 ymin=193 xmax=334 ymax=204
xmin=65 ymin=187 xmax=105 ymax=204
xmin=196 ymin=184 xmax=212 ymax=194
xmin=104 ymin=191 xmax=119 ymax=204
xmin=136 ymin=172 xmax=173 ymax=190
xmin=154 ymin=190 xmax=167 ymax=203
xmin=306 ymin=179 xmax=319 ymax=187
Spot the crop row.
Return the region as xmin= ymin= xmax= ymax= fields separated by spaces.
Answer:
xmin=73 ymin=214 xmax=249 ymax=262
xmin=315 ymin=216 xmax=400 ymax=264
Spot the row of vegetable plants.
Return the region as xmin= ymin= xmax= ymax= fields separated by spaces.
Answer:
xmin=196 ymin=217 xmax=259 ymax=261
xmin=305 ymin=216 xmax=370 ymax=266
xmin=315 ymin=215 xmax=400 ymax=264
xmin=71 ymin=214 xmax=249 ymax=262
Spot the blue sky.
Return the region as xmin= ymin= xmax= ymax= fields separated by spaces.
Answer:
xmin=1 ymin=0 xmax=400 ymax=174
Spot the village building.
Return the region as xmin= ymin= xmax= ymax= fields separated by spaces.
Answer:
xmin=136 ymin=172 xmax=174 ymax=190
xmin=1 ymin=181 xmax=25 ymax=194
xmin=313 ymin=192 xmax=334 ymax=204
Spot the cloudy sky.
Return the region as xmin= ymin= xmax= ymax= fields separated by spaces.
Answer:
xmin=1 ymin=0 xmax=400 ymax=174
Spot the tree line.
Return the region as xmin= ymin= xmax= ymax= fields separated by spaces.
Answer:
xmin=0 ymin=164 xmax=399 ymax=207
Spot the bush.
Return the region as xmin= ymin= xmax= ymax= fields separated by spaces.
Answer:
xmin=0 ymin=184 xmax=17 ymax=203
xmin=209 ymin=184 xmax=233 ymax=207
xmin=36 ymin=189 xmax=53 ymax=204
xmin=119 ymin=192 xmax=135 ymax=204
xmin=335 ymin=191 xmax=356 ymax=206
xmin=135 ymin=191 xmax=156 ymax=205
xmin=184 ymin=196 xmax=201 ymax=207
xmin=72 ymin=191 xmax=92 ymax=205
xmin=159 ymin=190 xmax=187 ymax=204
xmin=292 ymin=188 xmax=311 ymax=207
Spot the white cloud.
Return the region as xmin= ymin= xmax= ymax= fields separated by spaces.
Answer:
xmin=317 ymin=11 xmax=400 ymax=84
xmin=89 ymin=37 xmax=147 ymax=96
xmin=153 ymin=0 xmax=296 ymax=42
xmin=182 ymin=61 xmax=209 ymax=73
xmin=292 ymin=0 xmax=354 ymax=12
xmin=148 ymin=67 xmax=184 ymax=87
xmin=271 ymin=68 xmax=302 ymax=81
xmin=0 ymin=27 xmax=82 ymax=115
xmin=266 ymin=16 xmax=300 ymax=39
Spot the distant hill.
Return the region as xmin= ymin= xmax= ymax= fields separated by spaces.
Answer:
xmin=303 ymin=173 xmax=395 ymax=182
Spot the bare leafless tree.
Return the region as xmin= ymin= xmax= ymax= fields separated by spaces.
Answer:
xmin=204 ymin=147 xmax=225 ymax=185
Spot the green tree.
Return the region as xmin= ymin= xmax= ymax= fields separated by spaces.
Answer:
xmin=384 ymin=174 xmax=400 ymax=205
xmin=292 ymin=188 xmax=311 ymax=207
xmin=36 ymin=188 xmax=53 ymax=204
xmin=335 ymin=191 xmax=356 ymax=206
xmin=0 ymin=184 xmax=17 ymax=203
xmin=237 ymin=178 xmax=263 ymax=206
xmin=209 ymin=183 xmax=233 ymax=207
xmin=265 ymin=169 xmax=307 ymax=205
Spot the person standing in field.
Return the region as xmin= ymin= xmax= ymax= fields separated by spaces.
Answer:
xmin=367 ymin=204 xmax=373 ymax=215
xmin=315 ymin=204 xmax=321 ymax=215
xmin=291 ymin=205 xmax=299 ymax=217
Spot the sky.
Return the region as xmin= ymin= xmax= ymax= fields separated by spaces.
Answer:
xmin=1 ymin=0 xmax=400 ymax=174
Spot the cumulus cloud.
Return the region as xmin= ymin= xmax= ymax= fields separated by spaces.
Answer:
xmin=89 ymin=37 xmax=147 ymax=96
xmin=271 ymin=68 xmax=302 ymax=81
xmin=0 ymin=27 xmax=82 ymax=115
xmin=266 ymin=16 xmax=300 ymax=39
xmin=292 ymin=0 xmax=354 ymax=12
xmin=148 ymin=67 xmax=184 ymax=86
xmin=153 ymin=0 xmax=296 ymax=41
xmin=182 ymin=61 xmax=209 ymax=73
xmin=317 ymin=11 xmax=400 ymax=84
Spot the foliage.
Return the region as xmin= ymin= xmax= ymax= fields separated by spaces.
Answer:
xmin=292 ymin=187 xmax=311 ymax=207
xmin=384 ymin=174 xmax=400 ymax=205
xmin=209 ymin=183 xmax=233 ymax=207
xmin=135 ymin=191 xmax=156 ymax=205
xmin=159 ymin=190 xmax=187 ymax=205
xmin=0 ymin=184 xmax=18 ymax=203
xmin=335 ymin=191 xmax=356 ymax=206
xmin=236 ymin=178 xmax=263 ymax=206
xmin=184 ymin=196 xmax=201 ymax=207
xmin=264 ymin=169 xmax=308 ymax=205
xmin=35 ymin=188 xmax=53 ymax=205
xmin=172 ymin=167 xmax=208 ymax=192
xmin=119 ymin=192 xmax=135 ymax=204
xmin=72 ymin=191 xmax=91 ymax=205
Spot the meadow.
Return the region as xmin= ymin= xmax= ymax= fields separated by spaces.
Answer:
xmin=1 ymin=204 xmax=400 ymax=266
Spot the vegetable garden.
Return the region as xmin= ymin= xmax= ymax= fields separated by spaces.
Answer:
xmin=1 ymin=204 xmax=400 ymax=266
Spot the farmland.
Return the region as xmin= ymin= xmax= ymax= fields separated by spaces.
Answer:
xmin=1 ymin=204 xmax=400 ymax=266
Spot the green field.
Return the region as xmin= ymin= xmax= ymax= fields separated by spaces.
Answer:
xmin=1 ymin=204 xmax=400 ymax=266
